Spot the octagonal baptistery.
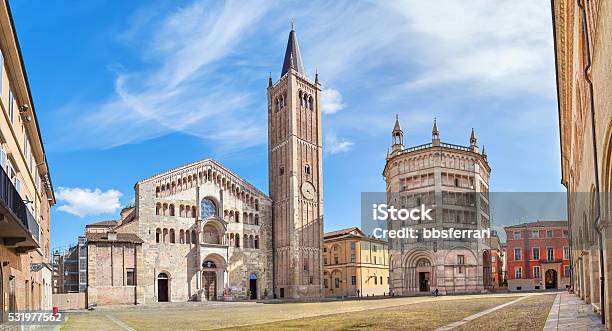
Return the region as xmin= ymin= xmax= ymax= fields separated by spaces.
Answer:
xmin=383 ymin=116 xmax=492 ymax=295
xmin=135 ymin=159 xmax=273 ymax=302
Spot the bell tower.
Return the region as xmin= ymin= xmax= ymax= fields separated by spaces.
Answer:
xmin=267 ymin=25 xmax=323 ymax=298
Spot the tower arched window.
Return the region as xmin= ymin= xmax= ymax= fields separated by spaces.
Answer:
xmin=254 ymin=235 xmax=259 ymax=249
xmin=169 ymin=204 xmax=175 ymax=216
xmin=309 ymin=96 xmax=313 ymax=110
xmin=304 ymin=164 xmax=311 ymax=175
xmin=155 ymin=228 xmax=161 ymax=243
xmin=299 ymin=91 xmax=304 ymax=107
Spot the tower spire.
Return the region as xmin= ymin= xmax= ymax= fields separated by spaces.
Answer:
xmin=391 ymin=114 xmax=404 ymax=155
xmin=470 ymin=128 xmax=477 ymax=146
xmin=281 ymin=23 xmax=306 ymax=77
xmin=432 ymin=118 xmax=440 ymax=145
xmin=393 ymin=114 xmax=402 ymax=132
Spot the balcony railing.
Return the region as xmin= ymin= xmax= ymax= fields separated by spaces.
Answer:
xmin=0 ymin=165 xmax=39 ymax=242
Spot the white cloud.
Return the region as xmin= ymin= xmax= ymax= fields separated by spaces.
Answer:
xmin=51 ymin=0 xmax=555 ymax=152
xmin=324 ymin=133 xmax=354 ymax=155
xmin=321 ymin=88 xmax=345 ymax=114
xmin=56 ymin=187 xmax=123 ymax=217
xmin=55 ymin=0 xmax=271 ymax=152
xmin=386 ymin=0 xmax=553 ymax=94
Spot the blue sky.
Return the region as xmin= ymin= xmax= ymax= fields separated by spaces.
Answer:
xmin=9 ymin=0 xmax=564 ymax=249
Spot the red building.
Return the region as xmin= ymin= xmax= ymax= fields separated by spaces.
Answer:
xmin=504 ymin=220 xmax=570 ymax=291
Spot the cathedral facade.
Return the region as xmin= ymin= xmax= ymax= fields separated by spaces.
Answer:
xmin=84 ymin=27 xmax=323 ymax=305
xmin=383 ymin=116 xmax=492 ymax=295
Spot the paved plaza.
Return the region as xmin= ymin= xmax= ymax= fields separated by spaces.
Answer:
xmin=56 ymin=292 xmax=565 ymax=331
xmin=544 ymin=292 xmax=606 ymax=331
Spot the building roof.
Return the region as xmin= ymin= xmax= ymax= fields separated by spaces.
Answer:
xmin=505 ymin=220 xmax=568 ymax=229
xmin=85 ymin=220 xmax=118 ymax=228
xmin=324 ymin=227 xmax=388 ymax=244
xmin=85 ymin=232 xmax=143 ymax=244
xmin=280 ymin=27 xmax=305 ymax=77
xmin=324 ymin=227 xmax=365 ymax=239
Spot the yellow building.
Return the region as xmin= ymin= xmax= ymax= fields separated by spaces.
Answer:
xmin=323 ymin=228 xmax=389 ymax=297
xmin=0 ymin=0 xmax=55 ymax=317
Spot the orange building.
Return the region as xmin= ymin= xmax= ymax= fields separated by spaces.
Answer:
xmin=0 ymin=0 xmax=56 ymax=317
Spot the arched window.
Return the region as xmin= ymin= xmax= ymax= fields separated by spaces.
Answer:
xmin=255 ymin=200 xmax=259 ymax=211
xmin=243 ymin=212 xmax=248 ymax=224
xmin=156 ymin=228 xmax=161 ymax=243
xmin=191 ymin=230 xmax=197 ymax=244
xmin=162 ymin=203 xmax=168 ymax=216
xmin=235 ymin=213 xmax=240 ymax=223
xmin=155 ymin=186 xmax=160 ymax=197
xmin=304 ymin=164 xmax=311 ymax=175
xmin=230 ymin=233 xmax=235 ymax=247
xmin=186 ymin=230 xmax=191 ymax=244
xmin=169 ymin=204 xmax=175 ymax=216
xmin=309 ymin=96 xmax=313 ymax=110
xmin=249 ymin=235 xmax=254 ymax=248
xmin=169 ymin=229 xmax=175 ymax=243
xmin=179 ymin=230 xmax=185 ymax=244
xmin=254 ymin=236 xmax=259 ymax=249
xmin=156 ymin=203 xmax=161 ymax=215
xmin=200 ymin=198 xmax=217 ymax=219
xmin=254 ymin=215 xmax=259 ymax=226
xmin=192 ymin=206 xmax=197 ymax=218
xmin=235 ymin=235 xmax=240 ymax=248
xmin=244 ymin=234 xmax=249 ymax=248
xmin=163 ymin=228 xmax=168 ymax=243
xmin=179 ymin=205 xmax=185 ymax=217
xmin=299 ymin=91 xmax=304 ymax=107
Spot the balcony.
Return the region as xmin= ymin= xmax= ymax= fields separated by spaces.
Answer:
xmin=0 ymin=166 xmax=39 ymax=253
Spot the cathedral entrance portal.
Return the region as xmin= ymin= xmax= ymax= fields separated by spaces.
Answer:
xmin=419 ymin=272 xmax=430 ymax=292
xmin=249 ymin=274 xmax=257 ymax=300
xmin=157 ymin=273 xmax=169 ymax=302
xmin=203 ymin=271 xmax=217 ymax=301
